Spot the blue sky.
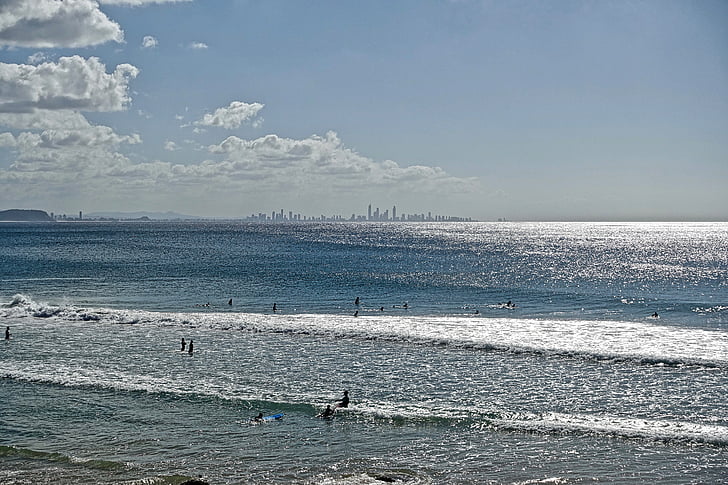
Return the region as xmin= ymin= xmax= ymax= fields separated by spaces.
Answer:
xmin=1 ymin=0 xmax=726 ymax=220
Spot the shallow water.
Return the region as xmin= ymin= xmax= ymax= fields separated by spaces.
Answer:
xmin=1 ymin=222 xmax=727 ymax=483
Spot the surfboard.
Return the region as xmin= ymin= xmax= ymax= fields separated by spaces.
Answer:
xmin=250 ymin=413 xmax=284 ymax=424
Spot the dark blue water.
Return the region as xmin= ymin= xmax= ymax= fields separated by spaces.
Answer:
xmin=1 ymin=222 xmax=727 ymax=484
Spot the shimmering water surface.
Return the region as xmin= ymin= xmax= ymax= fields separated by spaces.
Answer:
xmin=1 ymin=222 xmax=727 ymax=484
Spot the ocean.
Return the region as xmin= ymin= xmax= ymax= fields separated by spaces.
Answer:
xmin=1 ymin=221 xmax=726 ymax=484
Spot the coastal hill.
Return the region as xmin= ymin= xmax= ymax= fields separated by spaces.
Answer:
xmin=0 ymin=209 xmax=54 ymax=222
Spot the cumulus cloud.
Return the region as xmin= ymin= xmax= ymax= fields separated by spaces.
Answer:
xmin=141 ymin=35 xmax=158 ymax=49
xmin=0 ymin=127 xmax=477 ymax=215
xmin=164 ymin=140 xmax=179 ymax=151
xmin=27 ymin=52 xmax=50 ymax=65
xmin=0 ymin=110 xmax=92 ymax=131
xmin=189 ymin=41 xmax=208 ymax=50
xmin=194 ymin=101 xmax=265 ymax=130
xmin=0 ymin=56 xmax=139 ymax=114
xmin=0 ymin=131 xmax=15 ymax=147
xmin=0 ymin=0 xmax=123 ymax=48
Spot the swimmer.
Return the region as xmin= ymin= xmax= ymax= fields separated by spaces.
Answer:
xmin=318 ymin=405 xmax=335 ymax=418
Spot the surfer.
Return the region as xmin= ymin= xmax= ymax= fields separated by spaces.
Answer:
xmin=335 ymin=390 xmax=349 ymax=409
xmin=652 ymin=312 xmax=659 ymax=318
xmin=181 ymin=338 xmax=186 ymax=351
xmin=318 ymin=405 xmax=335 ymax=418
xmin=253 ymin=412 xmax=264 ymax=422
xmin=188 ymin=340 xmax=194 ymax=355
xmin=5 ymin=326 xmax=10 ymax=340
xmin=353 ymin=310 xmax=358 ymax=317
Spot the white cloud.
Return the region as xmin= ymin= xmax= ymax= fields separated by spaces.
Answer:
xmin=27 ymin=52 xmax=50 ymax=65
xmin=164 ymin=140 xmax=179 ymax=151
xmin=194 ymin=101 xmax=265 ymax=130
xmin=0 ymin=56 xmax=139 ymax=114
xmin=0 ymin=110 xmax=92 ymax=131
xmin=0 ymin=132 xmax=16 ymax=147
xmin=15 ymin=126 xmax=141 ymax=150
xmin=0 ymin=128 xmax=477 ymax=215
xmin=141 ymin=35 xmax=158 ymax=49
xmin=189 ymin=41 xmax=208 ymax=50
xmin=0 ymin=0 xmax=123 ymax=48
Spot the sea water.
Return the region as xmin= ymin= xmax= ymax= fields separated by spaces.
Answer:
xmin=1 ymin=221 xmax=726 ymax=484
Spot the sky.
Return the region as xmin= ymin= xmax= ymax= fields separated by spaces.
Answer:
xmin=0 ymin=0 xmax=726 ymax=221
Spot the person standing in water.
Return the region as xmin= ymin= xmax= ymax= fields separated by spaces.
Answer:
xmin=5 ymin=326 xmax=10 ymax=340
xmin=273 ymin=303 xmax=277 ymax=312
xmin=188 ymin=340 xmax=194 ymax=355
xmin=181 ymin=338 xmax=186 ymax=351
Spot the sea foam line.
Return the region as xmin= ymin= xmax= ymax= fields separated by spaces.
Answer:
xmin=3 ymin=294 xmax=728 ymax=368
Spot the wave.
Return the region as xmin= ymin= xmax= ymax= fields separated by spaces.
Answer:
xmin=3 ymin=294 xmax=728 ymax=369
xmin=4 ymin=363 xmax=728 ymax=449
xmin=0 ymin=444 xmax=127 ymax=471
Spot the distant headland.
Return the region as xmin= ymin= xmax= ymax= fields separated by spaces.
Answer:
xmin=0 ymin=209 xmax=54 ymax=222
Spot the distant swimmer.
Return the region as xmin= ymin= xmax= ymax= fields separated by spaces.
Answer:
xmin=252 ymin=412 xmax=264 ymax=422
xmin=380 ymin=306 xmax=384 ymax=311
xmin=181 ymin=338 xmax=186 ymax=351
xmin=474 ymin=309 xmax=480 ymax=315
xmin=354 ymin=297 xmax=360 ymax=305
xmin=353 ymin=310 xmax=358 ymax=317
xmin=273 ymin=303 xmax=277 ymax=313
xmin=651 ymin=312 xmax=659 ymax=318
xmin=5 ymin=326 xmax=10 ymax=340
xmin=335 ymin=390 xmax=349 ymax=409
xmin=188 ymin=340 xmax=194 ymax=355
xmin=318 ymin=405 xmax=335 ymax=418
xmin=228 ymin=298 xmax=233 ymax=306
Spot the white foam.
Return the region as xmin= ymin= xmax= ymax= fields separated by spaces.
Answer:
xmin=3 ymin=294 xmax=728 ymax=368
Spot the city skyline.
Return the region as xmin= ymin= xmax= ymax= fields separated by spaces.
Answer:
xmin=1 ymin=1 xmax=726 ymax=221
xmin=41 ymin=202 xmax=475 ymax=222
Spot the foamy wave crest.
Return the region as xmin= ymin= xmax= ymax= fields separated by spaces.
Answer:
xmin=4 ymin=295 xmax=728 ymax=368
xmin=487 ymin=411 xmax=728 ymax=447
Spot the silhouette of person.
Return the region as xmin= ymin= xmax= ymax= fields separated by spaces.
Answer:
xmin=273 ymin=303 xmax=277 ymax=312
xmin=228 ymin=298 xmax=233 ymax=306
xmin=353 ymin=310 xmax=358 ymax=317
xmin=188 ymin=340 xmax=194 ymax=355
xmin=335 ymin=390 xmax=349 ymax=409
xmin=354 ymin=297 xmax=360 ymax=305
xmin=652 ymin=312 xmax=659 ymax=318
xmin=181 ymin=338 xmax=186 ymax=351
xmin=253 ymin=412 xmax=264 ymax=422
xmin=5 ymin=326 xmax=10 ymax=340
xmin=319 ymin=405 xmax=335 ymax=418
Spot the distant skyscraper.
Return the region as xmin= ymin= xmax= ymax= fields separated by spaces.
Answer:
xmin=368 ymin=204 xmax=372 ymax=221
xmin=392 ymin=205 xmax=397 ymax=221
